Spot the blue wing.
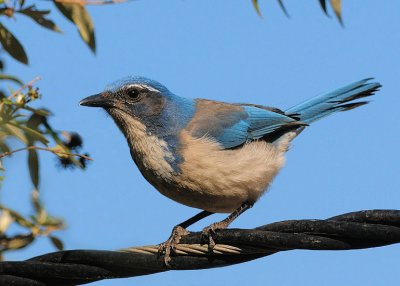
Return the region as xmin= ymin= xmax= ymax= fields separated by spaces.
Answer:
xmin=186 ymin=79 xmax=381 ymax=149
xmin=187 ymin=99 xmax=303 ymax=149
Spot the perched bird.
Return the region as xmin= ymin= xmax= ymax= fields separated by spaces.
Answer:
xmin=80 ymin=77 xmax=381 ymax=263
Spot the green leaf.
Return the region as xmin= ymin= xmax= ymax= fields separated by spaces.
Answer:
xmin=28 ymin=149 xmax=39 ymax=189
xmin=252 ymin=0 xmax=262 ymax=17
xmin=54 ymin=2 xmax=96 ymax=52
xmin=2 ymin=123 xmax=28 ymax=144
xmin=319 ymin=0 xmax=328 ymax=15
xmin=0 ymin=142 xmax=10 ymax=153
xmin=0 ymin=74 xmax=24 ymax=85
xmin=31 ymin=189 xmax=44 ymax=217
xmin=18 ymin=5 xmax=62 ymax=33
xmin=43 ymin=121 xmax=64 ymax=145
xmin=8 ymin=123 xmax=49 ymax=145
xmin=252 ymin=0 xmax=289 ymax=18
xmin=26 ymin=113 xmax=47 ymax=130
xmin=5 ymin=234 xmax=34 ymax=250
xmin=23 ymin=106 xmax=50 ymax=117
xmin=277 ymin=0 xmax=289 ymax=17
xmin=52 ymin=144 xmax=69 ymax=158
xmin=330 ymin=0 xmax=343 ymax=25
xmin=49 ymin=235 xmax=64 ymax=250
xmin=1 ymin=98 xmax=14 ymax=105
xmin=0 ymin=205 xmax=35 ymax=228
xmin=41 ymin=214 xmax=64 ymax=227
xmin=0 ymin=210 xmax=13 ymax=233
xmin=0 ymin=23 xmax=28 ymax=64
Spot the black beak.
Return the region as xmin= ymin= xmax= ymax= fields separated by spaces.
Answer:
xmin=80 ymin=93 xmax=111 ymax=108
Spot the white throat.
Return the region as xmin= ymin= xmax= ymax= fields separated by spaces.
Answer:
xmin=109 ymin=108 xmax=175 ymax=180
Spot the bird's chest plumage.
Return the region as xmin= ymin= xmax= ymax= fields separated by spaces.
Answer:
xmin=168 ymin=131 xmax=287 ymax=212
xmin=117 ymin=111 xmax=288 ymax=213
xmin=131 ymin=132 xmax=287 ymax=214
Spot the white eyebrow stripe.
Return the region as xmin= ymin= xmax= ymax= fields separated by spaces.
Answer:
xmin=125 ymin=84 xmax=160 ymax=93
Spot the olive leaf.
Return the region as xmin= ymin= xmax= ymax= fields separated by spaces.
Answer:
xmin=18 ymin=5 xmax=62 ymax=33
xmin=54 ymin=1 xmax=96 ymax=52
xmin=0 ymin=74 xmax=24 ymax=85
xmin=277 ymin=0 xmax=289 ymax=17
xmin=252 ymin=0 xmax=262 ymax=17
xmin=0 ymin=205 xmax=35 ymax=228
xmin=0 ymin=23 xmax=28 ymax=64
xmin=252 ymin=0 xmax=342 ymax=23
xmin=2 ymin=123 xmax=28 ymax=144
xmin=26 ymin=113 xmax=47 ymax=130
xmin=49 ymin=235 xmax=64 ymax=250
xmin=9 ymin=123 xmax=49 ymax=145
xmin=0 ymin=142 xmax=10 ymax=153
xmin=250 ymin=0 xmax=297 ymax=18
xmin=0 ymin=210 xmax=13 ymax=233
xmin=329 ymin=0 xmax=342 ymax=25
xmin=319 ymin=0 xmax=329 ymax=15
xmin=5 ymin=234 xmax=34 ymax=250
xmin=28 ymin=149 xmax=39 ymax=189
xmin=319 ymin=0 xmax=342 ymax=24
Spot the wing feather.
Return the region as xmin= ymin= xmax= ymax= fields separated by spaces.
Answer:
xmin=186 ymin=99 xmax=304 ymax=149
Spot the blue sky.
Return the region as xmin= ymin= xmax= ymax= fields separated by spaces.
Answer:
xmin=3 ymin=0 xmax=400 ymax=285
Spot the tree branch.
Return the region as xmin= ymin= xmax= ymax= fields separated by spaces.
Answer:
xmin=0 ymin=146 xmax=92 ymax=161
xmin=9 ymin=76 xmax=41 ymax=99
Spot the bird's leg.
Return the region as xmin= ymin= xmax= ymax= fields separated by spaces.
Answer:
xmin=159 ymin=210 xmax=213 ymax=266
xmin=201 ymin=202 xmax=253 ymax=251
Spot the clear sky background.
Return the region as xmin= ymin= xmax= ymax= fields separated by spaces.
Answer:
xmin=3 ymin=0 xmax=400 ymax=285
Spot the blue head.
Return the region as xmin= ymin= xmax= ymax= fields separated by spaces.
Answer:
xmin=80 ymin=76 xmax=195 ymax=137
xmin=80 ymin=77 xmax=196 ymax=174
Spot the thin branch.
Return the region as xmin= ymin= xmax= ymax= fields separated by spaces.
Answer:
xmin=9 ymin=76 xmax=41 ymax=99
xmin=0 ymin=146 xmax=93 ymax=160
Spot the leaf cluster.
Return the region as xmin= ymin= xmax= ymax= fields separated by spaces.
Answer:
xmin=253 ymin=0 xmax=343 ymax=25
xmin=0 ymin=0 xmax=101 ymax=64
xmin=0 ymin=72 xmax=90 ymax=259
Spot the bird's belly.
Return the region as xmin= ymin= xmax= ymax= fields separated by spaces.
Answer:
xmin=155 ymin=134 xmax=287 ymax=213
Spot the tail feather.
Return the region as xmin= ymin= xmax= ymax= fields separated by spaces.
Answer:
xmin=286 ymin=78 xmax=381 ymax=124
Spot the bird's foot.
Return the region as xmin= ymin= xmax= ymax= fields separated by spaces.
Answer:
xmin=201 ymin=221 xmax=229 ymax=252
xmin=158 ymin=225 xmax=189 ymax=267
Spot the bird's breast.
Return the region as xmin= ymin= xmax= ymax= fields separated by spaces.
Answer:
xmin=113 ymin=108 xmax=289 ymax=213
xmin=156 ymin=130 xmax=288 ymax=213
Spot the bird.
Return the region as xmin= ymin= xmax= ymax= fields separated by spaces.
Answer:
xmin=80 ymin=76 xmax=381 ymax=264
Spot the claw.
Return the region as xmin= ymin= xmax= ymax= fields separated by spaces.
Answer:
xmin=158 ymin=225 xmax=189 ymax=267
xmin=201 ymin=221 xmax=229 ymax=252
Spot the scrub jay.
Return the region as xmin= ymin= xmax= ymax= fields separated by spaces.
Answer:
xmin=80 ymin=77 xmax=381 ymax=264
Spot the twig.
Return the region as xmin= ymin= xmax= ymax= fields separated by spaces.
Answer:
xmin=0 ymin=146 xmax=93 ymax=160
xmin=9 ymin=76 xmax=41 ymax=99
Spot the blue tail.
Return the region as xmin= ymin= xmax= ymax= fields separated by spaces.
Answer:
xmin=285 ymin=79 xmax=381 ymax=124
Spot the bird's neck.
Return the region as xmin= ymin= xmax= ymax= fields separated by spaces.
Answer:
xmin=109 ymin=108 xmax=177 ymax=181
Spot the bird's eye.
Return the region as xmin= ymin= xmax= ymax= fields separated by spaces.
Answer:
xmin=127 ymin=88 xmax=140 ymax=100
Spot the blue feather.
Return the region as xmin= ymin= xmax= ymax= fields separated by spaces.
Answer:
xmin=286 ymin=78 xmax=381 ymax=124
xmin=243 ymin=106 xmax=295 ymax=138
xmin=104 ymin=76 xmax=170 ymax=94
xmin=191 ymin=103 xmax=299 ymax=149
